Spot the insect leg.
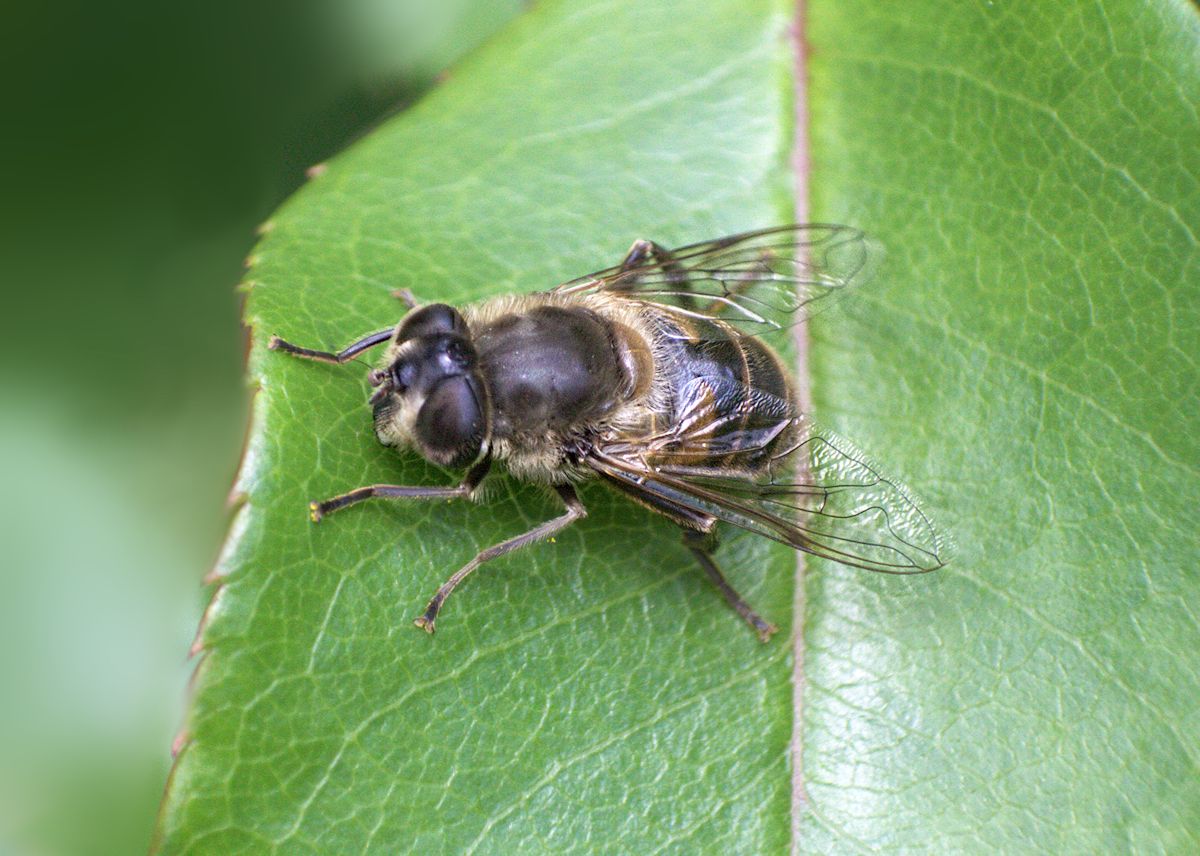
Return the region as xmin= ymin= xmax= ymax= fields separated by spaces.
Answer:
xmin=310 ymin=456 xmax=492 ymax=522
xmin=624 ymin=235 xmax=715 ymax=312
xmin=414 ymin=484 xmax=586 ymax=634
xmin=268 ymin=328 xmax=393 ymax=365
xmin=682 ymin=529 xmax=778 ymax=642
xmin=619 ymin=238 xmax=698 ymax=311
xmin=620 ymin=239 xmax=676 ymax=271
xmin=390 ymin=288 xmax=419 ymax=308
xmin=598 ymin=471 xmax=776 ymax=641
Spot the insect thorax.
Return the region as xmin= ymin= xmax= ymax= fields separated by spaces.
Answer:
xmin=458 ymin=292 xmax=656 ymax=481
xmin=460 ymin=291 xmax=796 ymax=482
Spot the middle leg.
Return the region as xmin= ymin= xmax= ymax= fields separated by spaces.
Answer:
xmin=414 ymin=483 xmax=587 ymax=634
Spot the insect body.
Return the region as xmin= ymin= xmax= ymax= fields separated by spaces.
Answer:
xmin=269 ymin=225 xmax=947 ymax=640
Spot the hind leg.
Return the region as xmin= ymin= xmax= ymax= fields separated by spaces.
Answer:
xmin=600 ymin=473 xmax=777 ymax=641
xmin=682 ymin=529 xmax=778 ymax=642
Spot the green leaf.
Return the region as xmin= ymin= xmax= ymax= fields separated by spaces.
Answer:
xmin=801 ymin=0 xmax=1200 ymax=851
xmin=155 ymin=0 xmax=798 ymax=852
xmin=158 ymin=0 xmax=1200 ymax=850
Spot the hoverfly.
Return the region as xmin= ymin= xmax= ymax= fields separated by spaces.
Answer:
xmin=269 ymin=225 xmax=947 ymax=641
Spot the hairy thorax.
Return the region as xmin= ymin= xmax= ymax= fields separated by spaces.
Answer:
xmin=462 ymin=293 xmax=656 ymax=482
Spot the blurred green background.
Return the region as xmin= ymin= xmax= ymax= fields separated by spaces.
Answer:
xmin=0 ymin=2 xmax=521 ymax=853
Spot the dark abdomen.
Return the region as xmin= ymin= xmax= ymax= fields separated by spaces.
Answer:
xmin=648 ymin=311 xmax=797 ymax=472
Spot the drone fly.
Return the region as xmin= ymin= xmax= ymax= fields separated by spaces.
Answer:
xmin=269 ymin=225 xmax=947 ymax=640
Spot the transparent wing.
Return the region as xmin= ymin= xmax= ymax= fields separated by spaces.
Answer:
xmin=588 ymin=418 xmax=948 ymax=575
xmin=553 ymin=224 xmax=875 ymax=337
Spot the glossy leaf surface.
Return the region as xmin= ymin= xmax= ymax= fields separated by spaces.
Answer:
xmin=156 ymin=0 xmax=1200 ymax=851
xmin=156 ymin=0 xmax=797 ymax=851
xmin=802 ymin=0 xmax=1200 ymax=851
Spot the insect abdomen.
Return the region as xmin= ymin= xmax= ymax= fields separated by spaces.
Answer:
xmin=649 ymin=313 xmax=796 ymax=471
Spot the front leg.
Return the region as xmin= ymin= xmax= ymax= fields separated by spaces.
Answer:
xmin=390 ymin=288 xmax=419 ymax=309
xmin=268 ymin=291 xmax=422 ymax=365
xmin=268 ymin=328 xmax=394 ymax=365
xmin=310 ymin=456 xmax=492 ymax=522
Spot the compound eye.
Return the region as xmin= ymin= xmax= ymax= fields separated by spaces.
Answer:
xmin=398 ymin=304 xmax=466 ymax=342
xmin=415 ymin=375 xmax=485 ymax=467
xmin=390 ymin=359 xmax=417 ymax=393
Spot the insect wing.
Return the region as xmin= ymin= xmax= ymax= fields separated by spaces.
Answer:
xmin=554 ymin=224 xmax=875 ymax=337
xmin=588 ymin=421 xmax=947 ymax=575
